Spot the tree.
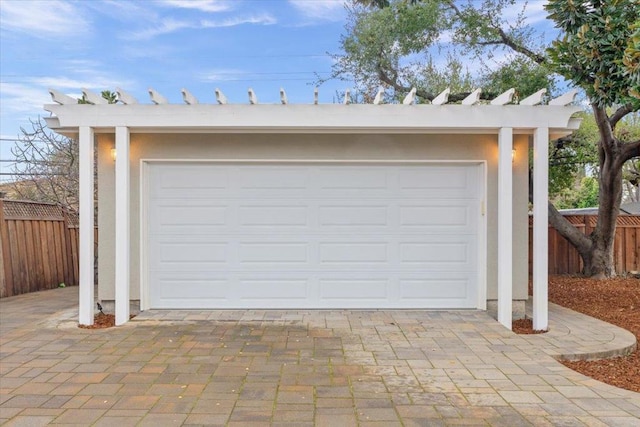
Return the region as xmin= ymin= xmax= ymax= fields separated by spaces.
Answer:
xmin=545 ymin=0 xmax=640 ymax=277
xmin=332 ymin=0 xmax=639 ymax=277
xmin=9 ymin=118 xmax=79 ymax=213
xmin=8 ymin=91 xmax=118 ymax=214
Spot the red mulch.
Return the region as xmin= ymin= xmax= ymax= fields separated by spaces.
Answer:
xmin=512 ymin=318 xmax=546 ymax=334
xmin=78 ymin=312 xmax=135 ymax=329
xmin=521 ymin=275 xmax=640 ymax=393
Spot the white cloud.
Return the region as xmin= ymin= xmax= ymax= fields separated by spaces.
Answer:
xmin=288 ymin=0 xmax=346 ymax=21
xmin=0 ymin=0 xmax=89 ymax=38
xmin=203 ymin=14 xmax=277 ymax=28
xmin=0 ymin=83 xmax=51 ymax=113
xmin=130 ymin=14 xmax=277 ymax=40
xmin=198 ymin=68 xmax=249 ymax=82
xmin=159 ymin=0 xmax=234 ymax=13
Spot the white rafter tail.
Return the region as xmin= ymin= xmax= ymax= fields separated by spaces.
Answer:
xmin=116 ymin=88 xmax=138 ymax=105
xmin=343 ymin=89 xmax=351 ymax=105
xmin=81 ymin=88 xmax=107 ymax=105
xmin=248 ymin=88 xmax=258 ymax=105
xmin=402 ymin=87 xmax=417 ymax=105
xmin=462 ymin=88 xmax=482 ymax=105
xmin=313 ymin=87 xmax=319 ymax=105
xmin=181 ymin=88 xmax=198 ymax=105
xmin=280 ymin=88 xmax=288 ymax=105
xmin=519 ymin=88 xmax=547 ymax=106
xmin=490 ymin=88 xmax=515 ymax=105
xmin=432 ymin=88 xmax=450 ymax=105
xmin=215 ymin=88 xmax=228 ymax=105
xmin=148 ymin=88 xmax=168 ymax=105
xmin=49 ymin=89 xmax=77 ymax=105
xmin=549 ymin=89 xmax=578 ymax=106
xmin=373 ymin=88 xmax=384 ymax=105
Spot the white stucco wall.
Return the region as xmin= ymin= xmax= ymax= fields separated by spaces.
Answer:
xmin=97 ymin=132 xmax=529 ymax=304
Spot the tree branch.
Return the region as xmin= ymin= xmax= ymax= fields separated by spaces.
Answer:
xmin=592 ymin=105 xmax=615 ymax=158
xmin=547 ymin=202 xmax=592 ymax=256
xmin=609 ymin=103 xmax=635 ymax=129
xmin=495 ymin=28 xmax=547 ymax=65
xmin=618 ymin=140 xmax=640 ymax=166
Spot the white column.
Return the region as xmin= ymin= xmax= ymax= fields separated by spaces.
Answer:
xmin=115 ymin=127 xmax=130 ymax=326
xmin=533 ymin=127 xmax=549 ymax=331
xmin=498 ymin=127 xmax=513 ymax=329
xmin=78 ymin=127 xmax=94 ymax=325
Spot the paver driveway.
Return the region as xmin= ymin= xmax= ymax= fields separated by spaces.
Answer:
xmin=1 ymin=287 xmax=639 ymax=426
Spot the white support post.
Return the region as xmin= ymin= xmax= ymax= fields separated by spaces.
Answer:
xmin=115 ymin=127 xmax=130 ymax=326
xmin=498 ymin=127 xmax=513 ymax=329
xmin=533 ymin=127 xmax=549 ymax=330
xmin=78 ymin=127 xmax=94 ymax=325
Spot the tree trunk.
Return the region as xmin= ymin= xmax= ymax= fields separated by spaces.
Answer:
xmin=545 ymin=105 xmax=639 ymax=279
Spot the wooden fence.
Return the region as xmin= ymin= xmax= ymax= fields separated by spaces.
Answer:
xmin=529 ymin=215 xmax=640 ymax=275
xmin=0 ymin=199 xmax=91 ymax=298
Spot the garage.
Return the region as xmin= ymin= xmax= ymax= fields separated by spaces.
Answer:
xmin=146 ymin=161 xmax=484 ymax=309
xmin=45 ymin=86 xmax=581 ymax=326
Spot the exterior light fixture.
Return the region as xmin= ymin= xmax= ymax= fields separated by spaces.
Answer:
xmin=111 ymin=148 xmax=117 ymax=161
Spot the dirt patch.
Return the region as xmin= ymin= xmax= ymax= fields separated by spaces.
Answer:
xmin=78 ymin=313 xmax=135 ymax=329
xmin=531 ymin=275 xmax=640 ymax=393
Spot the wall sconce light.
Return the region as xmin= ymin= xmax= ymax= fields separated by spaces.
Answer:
xmin=110 ymin=148 xmax=117 ymax=161
xmin=512 ymin=148 xmax=516 ymax=163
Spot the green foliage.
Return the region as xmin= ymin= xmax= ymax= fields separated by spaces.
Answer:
xmin=549 ymin=111 xmax=640 ymax=199
xmin=78 ymin=90 xmax=118 ymax=104
xmin=479 ymin=57 xmax=558 ymax=103
xmin=554 ymin=176 xmax=600 ymax=209
xmin=333 ymin=0 xmax=555 ymax=101
xmin=545 ymin=0 xmax=640 ymax=108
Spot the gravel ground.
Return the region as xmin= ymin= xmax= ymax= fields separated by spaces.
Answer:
xmin=527 ymin=275 xmax=640 ymax=393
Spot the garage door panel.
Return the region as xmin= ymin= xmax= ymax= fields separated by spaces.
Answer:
xmin=147 ymin=162 xmax=482 ymax=309
xmin=239 ymin=242 xmax=309 ymax=263
xmin=318 ymin=205 xmax=388 ymax=226
xmin=150 ymin=235 xmax=477 ymax=272
xmin=317 ymin=167 xmax=388 ymax=189
xmin=319 ymin=279 xmax=389 ymax=300
xmin=237 ymin=167 xmax=309 ymax=189
xmin=399 ymin=205 xmax=471 ymax=228
xmin=238 ymin=280 xmax=310 ymax=300
xmin=319 ymin=242 xmax=388 ymax=264
xmin=238 ymin=205 xmax=309 ymax=226
xmin=159 ymin=206 xmax=228 ymax=226
xmin=400 ymin=242 xmax=470 ymax=264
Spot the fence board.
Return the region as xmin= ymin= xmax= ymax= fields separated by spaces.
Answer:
xmin=0 ymin=200 xmax=94 ymax=298
xmin=529 ymin=214 xmax=640 ymax=275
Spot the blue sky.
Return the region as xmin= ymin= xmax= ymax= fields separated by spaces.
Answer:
xmin=0 ymin=0 xmax=554 ymax=181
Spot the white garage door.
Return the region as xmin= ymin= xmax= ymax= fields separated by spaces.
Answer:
xmin=146 ymin=162 xmax=482 ymax=309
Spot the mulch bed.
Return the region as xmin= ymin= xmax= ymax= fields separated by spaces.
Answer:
xmin=521 ymin=275 xmax=640 ymax=393
xmin=512 ymin=318 xmax=546 ymax=334
xmin=78 ymin=312 xmax=135 ymax=329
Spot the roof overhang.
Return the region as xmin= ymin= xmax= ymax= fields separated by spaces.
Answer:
xmin=44 ymin=103 xmax=582 ymax=139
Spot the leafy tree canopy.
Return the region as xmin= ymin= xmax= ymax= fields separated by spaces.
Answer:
xmin=331 ymin=0 xmax=556 ymax=103
xmin=545 ymin=0 xmax=640 ymax=108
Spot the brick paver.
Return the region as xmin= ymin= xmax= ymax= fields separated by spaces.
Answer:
xmin=0 ymin=286 xmax=638 ymax=426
